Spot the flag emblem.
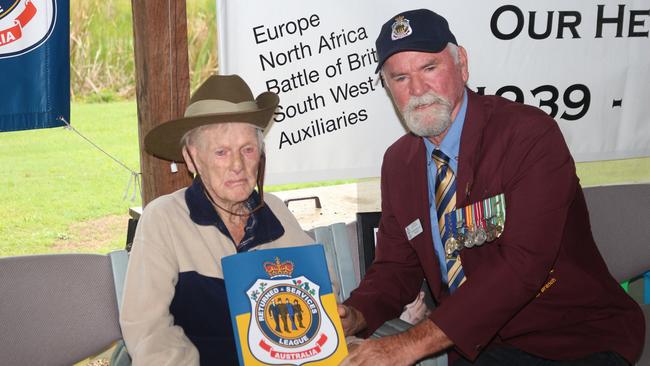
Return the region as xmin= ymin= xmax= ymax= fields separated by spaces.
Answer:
xmin=0 ymin=0 xmax=56 ymax=58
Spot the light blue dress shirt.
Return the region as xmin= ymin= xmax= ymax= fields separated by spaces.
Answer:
xmin=423 ymin=91 xmax=468 ymax=282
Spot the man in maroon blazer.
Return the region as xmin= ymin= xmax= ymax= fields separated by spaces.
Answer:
xmin=339 ymin=9 xmax=645 ymax=366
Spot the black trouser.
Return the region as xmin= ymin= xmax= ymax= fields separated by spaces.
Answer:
xmin=453 ymin=346 xmax=629 ymax=366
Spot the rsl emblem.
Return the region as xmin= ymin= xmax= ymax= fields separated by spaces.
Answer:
xmin=0 ymin=1 xmax=21 ymax=20
xmin=391 ymin=15 xmax=412 ymax=40
xmin=0 ymin=0 xmax=56 ymax=58
xmin=246 ymin=257 xmax=339 ymax=365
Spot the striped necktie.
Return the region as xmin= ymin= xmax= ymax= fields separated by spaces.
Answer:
xmin=431 ymin=149 xmax=465 ymax=292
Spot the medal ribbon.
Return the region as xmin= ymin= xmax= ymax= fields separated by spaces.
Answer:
xmin=495 ymin=194 xmax=505 ymax=223
xmin=500 ymin=194 xmax=506 ymax=222
xmin=485 ymin=196 xmax=492 ymax=223
xmin=455 ymin=207 xmax=464 ymax=243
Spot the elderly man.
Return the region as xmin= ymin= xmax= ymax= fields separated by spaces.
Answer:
xmin=339 ymin=9 xmax=645 ymax=366
xmin=120 ymin=75 xmax=318 ymax=366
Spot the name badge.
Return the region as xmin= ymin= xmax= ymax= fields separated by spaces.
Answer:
xmin=405 ymin=219 xmax=423 ymax=241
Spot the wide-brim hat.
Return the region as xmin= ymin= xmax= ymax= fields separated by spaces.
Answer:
xmin=144 ymin=74 xmax=279 ymax=162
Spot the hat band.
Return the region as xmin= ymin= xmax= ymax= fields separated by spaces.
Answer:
xmin=184 ymin=99 xmax=258 ymax=117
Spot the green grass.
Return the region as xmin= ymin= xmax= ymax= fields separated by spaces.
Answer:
xmin=576 ymin=158 xmax=650 ymax=187
xmin=0 ymin=102 xmax=140 ymax=256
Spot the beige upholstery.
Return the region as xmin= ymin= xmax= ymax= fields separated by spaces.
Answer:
xmin=0 ymin=251 xmax=127 ymax=365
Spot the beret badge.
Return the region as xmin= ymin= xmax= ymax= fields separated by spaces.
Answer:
xmin=391 ymin=15 xmax=412 ymax=40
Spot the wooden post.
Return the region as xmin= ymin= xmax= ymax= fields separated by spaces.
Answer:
xmin=131 ymin=0 xmax=193 ymax=205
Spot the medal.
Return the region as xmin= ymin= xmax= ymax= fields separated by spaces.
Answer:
xmin=452 ymin=194 xmax=507 ymax=248
xmin=445 ymin=237 xmax=460 ymax=258
xmin=475 ymin=228 xmax=487 ymax=246
xmin=495 ymin=222 xmax=504 ymax=237
xmin=464 ymin=205 xmax=476 ymax=248
xmin=454 ymin=209 xmax=466 ymax=249
xmin=456 ymin=231 xmax=467 ymax=249
xmin=473 ymin=200 xmax=487 ymax=246
xmin=484 ymin=194 xmax=505 ymax=240
xmin=494 ymin=194 xmax=506 ymax=238
xmin=483 ymin=198 xmax=497 ymax=242
xmin=485 ymin=221 xmax=497 ymax=242
xmin=465 ymin=230 xmax=476 ymax=248
xmin=444 ymin=210 xmax=460 ymax=258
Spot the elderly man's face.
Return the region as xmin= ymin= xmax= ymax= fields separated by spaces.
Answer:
xmin=185 ymin=123 xmax=260 ymax=209
xmin=383 ymin=46 xmax=468 ymax=140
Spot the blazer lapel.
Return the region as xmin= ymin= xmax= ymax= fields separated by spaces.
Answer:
xmin=402 ymin=134 xmax=444 ymax=298
xmin=457 ymin=89 xmax=489 ymax=208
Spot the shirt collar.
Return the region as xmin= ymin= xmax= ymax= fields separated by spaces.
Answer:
xmin=424 ymin=90 xmax=468 ymax=173
xmin=185 ymin=178 xmax=285 ymax=251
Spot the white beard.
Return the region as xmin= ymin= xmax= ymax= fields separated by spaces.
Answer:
xmin=401 ymin=92 xmax=453 ymax=137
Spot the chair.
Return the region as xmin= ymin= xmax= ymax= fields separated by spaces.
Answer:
xmin=309 ymin=222 xmax=360 ymax=302
xmin=356 ymin=211 xmax=382 ymax=278
xmin=0 ymin=250 xmax=129 ymax=366
xmin=583 ymin=183 xmax=650 ymax=365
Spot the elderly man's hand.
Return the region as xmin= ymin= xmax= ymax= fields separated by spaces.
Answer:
xmin=338 ymin=304 xmax=367 ymax=336
xmin=341 ymin=319 xmax=453 ymax=366
xmin=341 ymin=336 xmax=416 ymax=366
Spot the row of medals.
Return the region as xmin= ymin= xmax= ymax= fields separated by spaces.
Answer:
xmin=444 ymin=194 xmax=506 ymax=259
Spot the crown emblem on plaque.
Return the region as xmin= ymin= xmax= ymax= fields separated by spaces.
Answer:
xmin=391 ymin=15 xmax=412 ymax=40
xmin=264 ymin=257 xmax=294 ymax=278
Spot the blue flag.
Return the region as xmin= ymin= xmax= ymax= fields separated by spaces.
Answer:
xmin=0 ymin=0 xmax=69 ymax=132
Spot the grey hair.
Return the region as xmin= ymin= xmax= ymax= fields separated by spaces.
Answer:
xmin=447 ymin=43 xmax=460 ymax=64
xmin=180 ymin=124 xmax=265 ymax=156
xmin=255 ymin=128 xmax=265 ymax=154
xmin=180 ymin=124 xmax=208 ymax=150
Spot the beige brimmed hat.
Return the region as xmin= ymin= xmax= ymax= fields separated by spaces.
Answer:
xmin=144 ymin=74 xmax=279 ymax=161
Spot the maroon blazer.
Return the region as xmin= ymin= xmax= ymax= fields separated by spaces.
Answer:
xmin=345 ymin=90 xmax=645 ymax=363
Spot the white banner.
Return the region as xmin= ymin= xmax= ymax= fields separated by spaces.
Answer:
xmin=217 ymin=0 xmax=650 ymax=184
